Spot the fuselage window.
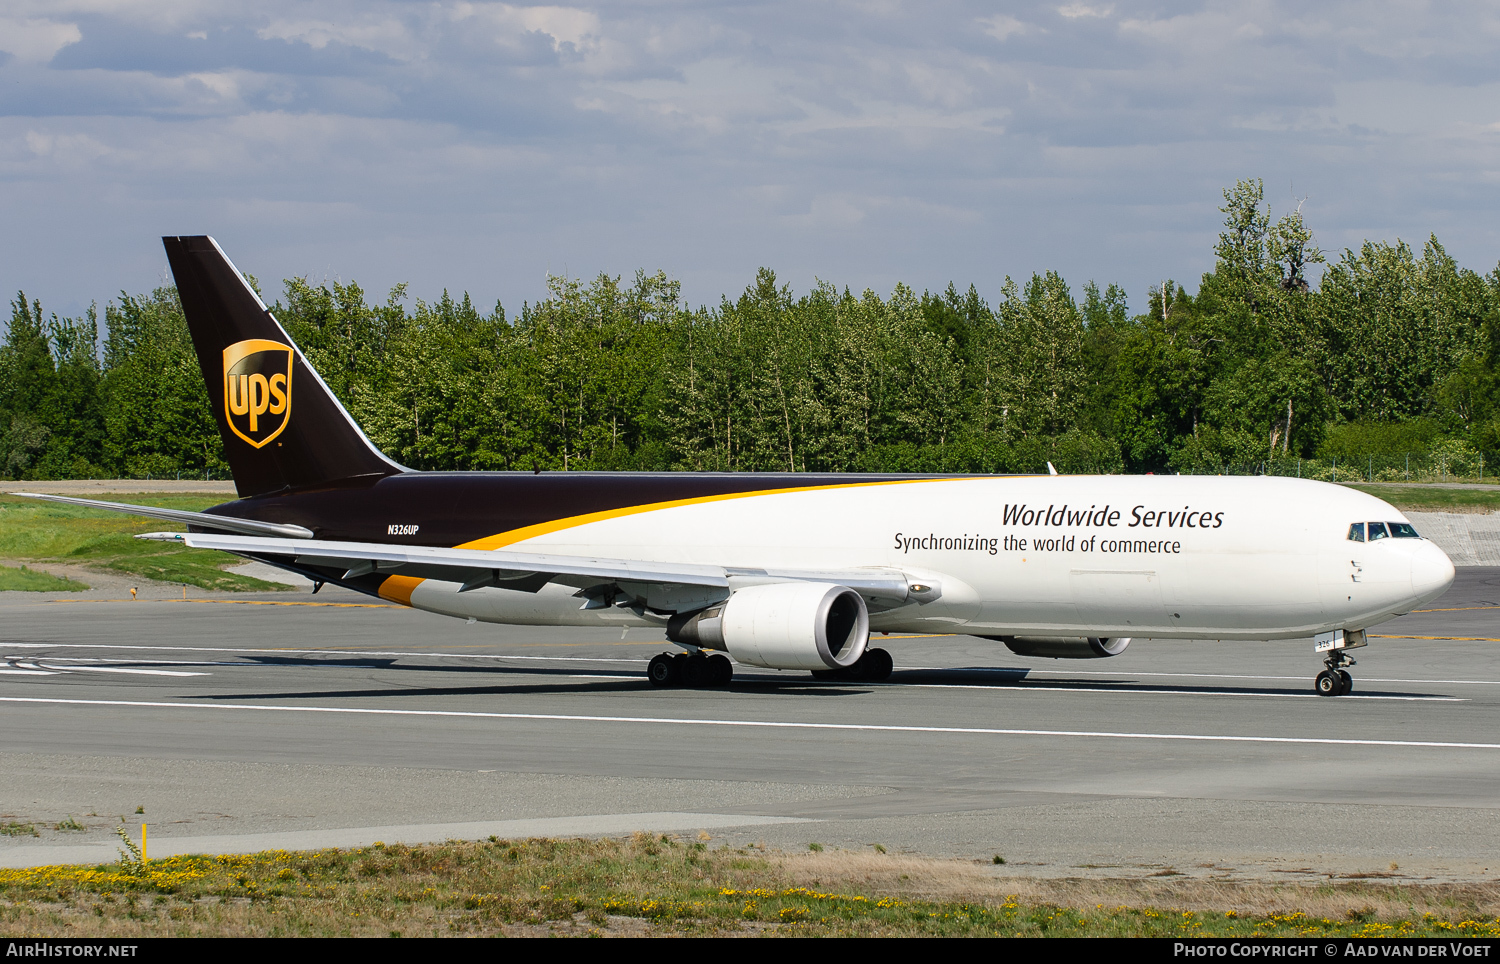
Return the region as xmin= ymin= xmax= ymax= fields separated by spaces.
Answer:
xmin=1367 ymin=522 xmax=1390 ymax=541
xmin=1347 ymin=523 xmax=1365 ymax=542
xmin=1388 ymin=522 xmax=1421 ymax=539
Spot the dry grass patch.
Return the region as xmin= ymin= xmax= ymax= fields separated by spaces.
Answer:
xmin=2 ymin=837 xmax=1499 ymax=938
xmin=773 ymin=849 xmax=1500 ymax=927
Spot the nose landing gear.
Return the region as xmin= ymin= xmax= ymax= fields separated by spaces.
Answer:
xmin=1315 ymin=652 xmax=1355 ymax=696
xmin=1312 ymin=629 xmax=1365 ymax=697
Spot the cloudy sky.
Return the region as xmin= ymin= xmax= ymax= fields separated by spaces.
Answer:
xmin=2 ymin=0 xmax=1497 ymax=318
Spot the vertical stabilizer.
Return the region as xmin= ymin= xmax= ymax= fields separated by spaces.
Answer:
xmin=163 ymin=236 xmax=405 ymax=498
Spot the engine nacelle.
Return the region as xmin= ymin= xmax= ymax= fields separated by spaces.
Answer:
xmin=667 ymin=582 xmax=869 ymax=670
xmin=987 ymin=635 xmax=1131 ymax=659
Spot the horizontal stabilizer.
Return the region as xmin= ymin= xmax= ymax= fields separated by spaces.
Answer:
xmin=11 ymin=493 xmax=315 ymax=539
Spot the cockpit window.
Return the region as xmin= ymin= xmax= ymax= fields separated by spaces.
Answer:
xmin=1351 ymin=521 xmax=1421 ymax=541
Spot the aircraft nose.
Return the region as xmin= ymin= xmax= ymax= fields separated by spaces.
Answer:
xmin=1411 ymin=540 xmax=1456 ymax=603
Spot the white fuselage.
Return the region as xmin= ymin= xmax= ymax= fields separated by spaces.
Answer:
xmin=401 ymin=476 xmax=1455 ymax=642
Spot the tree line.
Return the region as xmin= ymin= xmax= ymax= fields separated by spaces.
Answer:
xmin=3 ymin=180 xmax=1498 ymax=483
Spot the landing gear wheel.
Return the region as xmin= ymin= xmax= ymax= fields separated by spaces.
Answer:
xmin=706 ymin=654 xmax=733 ymax=686
xmin=1316 ymin=650 xmax=1357 ymax=697
xmin=647 ymin=654 xmax=677 ymax=687
xmin=811 ymin=648 xmax=893 ymax=682
xmin=862 ymin=648 xmax=893 ymax=681
xmin=682 ymin=655 xmax=707 ymax=687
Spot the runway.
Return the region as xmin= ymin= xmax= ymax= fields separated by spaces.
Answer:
xmin=3 ymin=569 xmax=1500 ymax=881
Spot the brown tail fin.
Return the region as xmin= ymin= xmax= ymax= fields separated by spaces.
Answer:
xmin=163 ymin=235 xmax=404 ymax=498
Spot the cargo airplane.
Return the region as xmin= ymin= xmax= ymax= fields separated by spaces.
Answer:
xmin=15 ymin=237 xmax=1457 ymax=696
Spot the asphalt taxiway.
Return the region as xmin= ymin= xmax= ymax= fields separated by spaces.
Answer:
xmin=3 ymin=568 xmax=1500 ymax=881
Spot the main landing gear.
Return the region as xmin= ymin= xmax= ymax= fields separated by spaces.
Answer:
xmin=811 ymin=647 xmax=894 ymax=683
xmin=647 ymin=651 xmax=733 ymax=688
xmin=1315 ymin=651 xmax=1355 ymax=697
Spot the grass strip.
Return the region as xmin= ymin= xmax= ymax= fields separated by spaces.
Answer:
xmin=0 ymin=494 xmax=288 ymax=592
xmin=0 ymin=564 xmax=88 ymax=592
xmin=1346 ymin=484 xmax=1500 ymax=514
xmin=2 ymin=836 xmax=1499 ymax=938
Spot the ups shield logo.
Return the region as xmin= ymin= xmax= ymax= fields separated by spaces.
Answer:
xmin=223 ymin=339 xmax=293 ymax=448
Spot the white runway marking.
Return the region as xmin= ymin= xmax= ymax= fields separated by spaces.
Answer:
xmin=2 ymin=642 xmax=646 ymax=664
xmin=903 ymin=665 xmax=1500 ymax=687
xmin=34 ymin=664 xmax=210 ymax=677
xmin=907 ymin=683 xmax=1461 ymax=702
xmin=1 ymin=696 xmax=1495 ymax=751
xmin=3 ymin=655 xmax=211 ymax=678
xmin=29 ymin=657 xmax=220 ymax=666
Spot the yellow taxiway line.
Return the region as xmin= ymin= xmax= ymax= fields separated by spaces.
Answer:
xmin=1372 ymin=634 xmax=1500 ymax=642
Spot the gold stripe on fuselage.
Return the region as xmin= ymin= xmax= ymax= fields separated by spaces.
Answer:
xmin=457 ymin=477 xmax=960 ymax=550
xmin=376 ymin=476 xmax=987 ymax=606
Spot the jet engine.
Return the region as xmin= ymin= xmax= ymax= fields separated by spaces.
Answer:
xmin=986 ymin=635 xmax=1131 ymax=659
xmin=667 ymin=582 xmax=869 ymax=670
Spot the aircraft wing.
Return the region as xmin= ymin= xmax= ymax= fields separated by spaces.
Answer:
xmin=137 ymin=531 xmax=916 ymax=614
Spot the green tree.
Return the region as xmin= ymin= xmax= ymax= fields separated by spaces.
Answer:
xmin=100 ymin=288 xmax=223 ymax=478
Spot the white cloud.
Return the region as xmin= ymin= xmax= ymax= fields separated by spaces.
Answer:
xmin=978 ymin=14 xmax=1031 ymax=41
xmin=1 ymin=0 xmax=224 ymax=32
xmin=256 ymin=17 xmax=416 ymax=58
xmin=903 ymin=62 xmax=974 ymax=109
xmin=181 ymin=70 xmax=241 ymax=100
xmin=795 ymin=193 xmax=869 ymax=228
xmin=458 ymin=3 xmax=601 ymax=50
xmin=11 ymin=127 xmax=114 ymax=169
xmin=0 ymin=18 xmax=82 ymax=62
xmin=253 ymin=4 xmax=609 ymax=69
xmin=1057 ymin=4 xmax=1112 ymax=19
